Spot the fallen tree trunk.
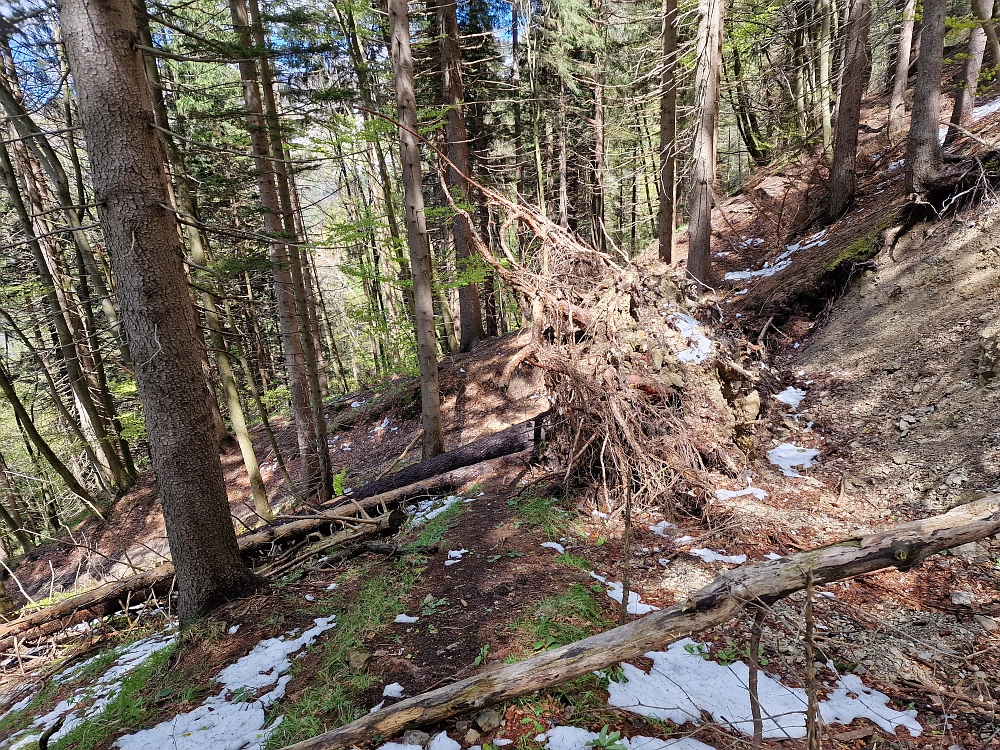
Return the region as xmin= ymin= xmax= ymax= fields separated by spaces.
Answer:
xmin=282 ymin=495 xmax=1000 ymax=750
xmin=326 ymin=417 xmax=541 ymax=505
xmin=0 ymin=451 xmax=528 ymax=647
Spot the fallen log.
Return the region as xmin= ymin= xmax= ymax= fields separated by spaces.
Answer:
xmin=0 ymin=451 xmax=527 ymax=648
xmin=328 ymin=417 xmax=542 ymax=505
xmin=281 ymin=495 xmax=1000 ymax=750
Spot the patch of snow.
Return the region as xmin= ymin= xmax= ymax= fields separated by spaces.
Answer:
xmin=429 ymin=732 xmax=462 ymax=750
xmin=494 ymin=740 xmax=514 ymax=747
xmin=675 ymin=535 xmax=695 ymax=544
xmin=724 ymin=232 xmax=828 ymax=282
xmin=738 ymin=238 xmax=764 ymax=249
xmin=374 ymin=744 xmax=421 ymax=750
xmin=589 ymin=572 xmax=660 ymax=615
xmin=395 ymin=614 xmax=420 ymax=624
xmin=715 ymin=487 xmax=767 ymax=502
xmin=0 ymin=691 xmax=35 ymax=724
xmin=369 ymin=700 xmax=385 ymax=713
xmin=648 ymin=521 xmax=676 ymax=537
xmin=408 ymin=495 xmax=463 ymax=527
xmin=690 ymin=548 xmax=747 ymax=564
xmin=228 ymin=624 xmax=240 ymax=635
xmin=5 ymin=632 xmax=178 ymax=750
xmin=764 ymin=552 xmax=783 ymax=560
xmin=305 ymin=594 xmax=315 ymax=602
xmin=607 ymin=638 xmax=921 ymax=739
xmin=382 ymin=682 xmax=405 ymax=698
xmin=973 ymin=96 xmax=1000 ymax=120
xmin=541 ymin=541 xmax=566 ymax=554
xmin=327 ymin=583 xmax=338 ymax=590
xmin=538 ymin=726 xmax=716 ymax=750
xmin=773 ymin=387 xmax=807 ymax=409
xmin=376 ymin=417 xmax=390 ymax=430
xmin=113 ymin=618 xmax=335 ymax=750
xmin=351 ymin=400 xmax=365 ymax=408
xmin=767 ymin=443 xmax=820 ymax=477
xmin=672 ymin=314 xmax=712 ymax=364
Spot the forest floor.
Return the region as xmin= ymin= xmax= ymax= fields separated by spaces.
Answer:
xmin=2 ymin=102 xmax=1000 ymax=750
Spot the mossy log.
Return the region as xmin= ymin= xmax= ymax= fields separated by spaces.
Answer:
xmin=282 ymin=496 xmax=1000 ymax=750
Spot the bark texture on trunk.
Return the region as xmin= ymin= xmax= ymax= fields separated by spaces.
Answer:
xmin=389 ymin=0 xmax=446 ymax=459
xmin=687 ymin=0 xmax=724 ymax=287
xmin=825 ymin=0 xmax=872 ymax=222
xmin=905 ymin=0 xmax=946 ymax=194
xmin=658 ymin=0 xmax=677 ymax=263
xmin=58 ymin=0 xmax=260 ymax=621
xmin=437 ymin=0 xmax=485 ymax=353
xmin=887 ymin=0 xmax=916 ymax=141
xmin=949 ymin=0 xmax=992 ymax=136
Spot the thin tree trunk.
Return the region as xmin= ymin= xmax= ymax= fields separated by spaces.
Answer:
xmin=0 ymin=451 xmax=34 ymax=553
xmin=825 ymin=0 xmax=873 ymax=222
xmin=973 ymin=0 xmax=1000 ymax=69
xmin=887 ymin=0 xmax=916 ymax=141
xmin=591 ymin=0 xmax=607 ymax=253
xmin=389 ymin=0 xmax=446 ymax=459
xmin=658 ymin=0 xmax=678 ymax=263
xmin=687 ymin=0 xmax=724 ymax=288
xmin=58 ymin=0 xmax=262 ymax=621
xmin=436 ymin=0 xmax=485 ymax=353
xmin=817 ymin=0 xmax=834 ymax=152
xmin=906 ymin=0 xmax=946 ymax=193
xmin=228 ymin=0 xmax=320 ymax=496
xmin=949 ymin=1 xmax=993 ymax=136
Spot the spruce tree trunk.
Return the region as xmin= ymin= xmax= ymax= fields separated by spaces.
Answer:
xmin=817 ymin=0 xmax=834 ymax=152
xmin=687 ymin=0 xmax=724 ymax=288
xmin=0 ymin=451 xmax=34 ymax=553
xmin=887 ymin=0 xmax=917 ymax=141
xmin=437 ymin=0 xmax=485 ymax=353
xmin=973 ymin=0 xmax=1000 ymax=69
xmin=228 ymin=0 xmax=320 ymax=495
xmin=389 ymin=0 xmax=446 ymax=459
xmin=658 ymin=0 xmax=678 ymax=263
xmin=58 ymin=0 xmax=261 ymax=621
xmin=135 ymin=0 xmax=271 ymax=517
xmin=825 ymin=0 xmax=873 ymax=222
xmin=949 ymin=0 xmax=993 ymax=135
xmin=906 ymin=0 xmax=946 ymax=194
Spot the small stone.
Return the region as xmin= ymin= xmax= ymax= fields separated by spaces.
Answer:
xmin=465 ymin=730 xmax=482 ymax=744
xmin=347 ymin=648 xmax=371 ymax=671
xmin=852 ymin=665 xmax=867 ymax=675
xmin=901 ymin=414 xmax=917 ymax=423
xmin=455 ymin=721 xmax=471 ymax=732
xmin=885 ymin=360 xmax=903 ymax=372
xmin=402 ymin=730 xmax=430 ymax=747
xmin=474 ymin=709 xmax=501 ymax=732
xmin=950 ymin=542 xmax=988 ymax=562
xmin=423 ymin=594 xmax=435 ymax=604
xmin=951 ymin=591 xmax=974 ymax=606
xmin=898 ymin=420 xmax=910 ymax=432
xmin=891 ymin=452 xmax=908 ymax=465
xmin=973 ymin=614 xmax=998 ymax=631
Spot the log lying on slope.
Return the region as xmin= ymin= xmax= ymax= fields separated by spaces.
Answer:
xmin=328 ymin=417 xmax=541 ymax=505
xmin=0 ymin=451 xmax=526 ymax=648
xmin=282 ymin=495 xmax=1000 ymax=750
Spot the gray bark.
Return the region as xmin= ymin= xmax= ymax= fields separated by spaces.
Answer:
xmin=887 ymin=0 xmax=917 ymax=141
xmin=905 ymin=0 xmax=946 ymax=193
xmin=658 ymin=0 xmax=678 ymax=263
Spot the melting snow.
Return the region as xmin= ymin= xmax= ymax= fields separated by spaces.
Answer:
xmin=607 ymin=639 xmax=921 ymax=739
xmin=4 ymin=632 xmax=178 ymax=750
xmin=538 ymin=726 xmax=715 ymax=750
xmin=672 ymin=314 xmax=712 ymax=364
xmin=767 ymin=443 xmax=820 ymax=477
xmin=382 ymin=683 xmax=405 ymax=698
xmin=408 ymin=495 xmax=464 ymax=526
xmin=738 ymin=238 xmax=764 ymax=249
xmin=724 ymin=232 xmax=827 ymax=282
xmin=113 ymin=617 xmax=335 ymax=750
xmin=689 ymin=548 xmax=747 ymax=565
xmin=764 ymin=552 xmax=783 ymax=560
xmin=648 ymin=520 xmax=676 ymax=537
xmin=541 ymin=541 xmax=566 ymax=554
xmin=394 ymin=614 xmax=420 ymax=623
xmin=715 ymin=486 xmax=767 ymax=501
xmin=445 ymin=549 xmax=469 ymax=566
xmin=428 ymin=732 xmax=462 ymax=750
xmin=974 ymin=96 xmax=1000 ymax=120
xmin=590 ymin=572 xmax=660 ymax=615
xmin=773 ymin=387 xmax=807 ymax=409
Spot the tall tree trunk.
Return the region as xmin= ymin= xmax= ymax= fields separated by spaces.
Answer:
xmin=0 ymin=451 xmax=34 ymax=553
xmin=906 ymin=0 xmax=946 ymax=194
xmin=135 ymin=0 xmax=271 ymax=517
xmin=58 ymin=0 xmax=261 ymax=621
xmin=557 ymin=84 xmax=569 ymax=229
xmin=887 ymin=0 xmax=917 ymax=142
xmin=825 ymin=0 xmax=873 ymax=222
xmin=247 ymin=0 xmax=331 ymax=500
xmin=591 ymin=0 xmax=607 ymax=253
xmin=949 ymin=0 xmax=993 ymax=136
xmin=658 ymin=0 xmax=678 ymax=263
xmin=389 ymin=0 xmax=446 ymax=459
xmin=436 ymin=0 xmax=485 ymax=353
xmin=817 ymin=0 xmax=834 ymax=152
xmin=228 ymin=0 xmax=320 ymax=496
xmin=687 ymin=0 xmax=724 ymax=288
